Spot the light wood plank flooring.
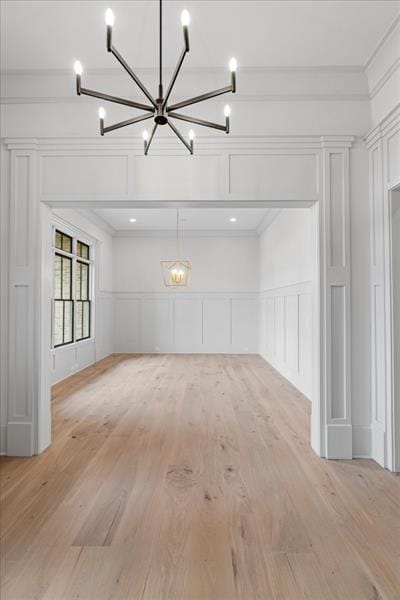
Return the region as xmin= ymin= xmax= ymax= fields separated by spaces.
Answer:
xmin=1 ymin=354 xmax=400 ymax=600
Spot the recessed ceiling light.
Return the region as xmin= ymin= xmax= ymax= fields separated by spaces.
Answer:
xmin=129 ymin=218 xmax=137 ymax=223
xmin=230 ymin=217 xmax=237 ymax=223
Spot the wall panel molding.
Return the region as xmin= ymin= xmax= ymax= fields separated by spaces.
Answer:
xmin=113 ymin=293 xmax=258 ymax=354
xmin=366 ymin=104 xmax=400 ymax=470
xmin=260 ymin=281 xmax=312 ymax=399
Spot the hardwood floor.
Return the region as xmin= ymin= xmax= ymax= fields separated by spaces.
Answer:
xmin=1 ymin=354 xmax=399 ymax=600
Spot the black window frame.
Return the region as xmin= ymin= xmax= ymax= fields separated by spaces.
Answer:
xmin=53 ymin=252 xmax=74 ymax=348
xmin=52 ymin=229 xmax=93 ymax=349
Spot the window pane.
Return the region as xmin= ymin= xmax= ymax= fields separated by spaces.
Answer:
xmin=62 ymin=233 xmax=72 ymax=253
xmin=75 ymin=262 xmax=82 ymax=300
xmin=54 ymin=254 xmax=62 ymax=298
xmin=77 ymin=241 xmax=89 ymax=259
xmin=61 ymin=256 xmax=72 ymax=299
xmin=55 ymin=230 xmax=62 ymax=250
xmin=53 ymin=300 xmax=64 ymax=346
xmin=64 ymin=301 xmax=73 ymax=343
xmin=53 ymin=300 xmax=73 ymax=346
xmin=75 ymin=301 xmax=83 ymax=340
xmin=83 ymin=301 xmax=90 ymax=338
xmin=76 ymin=301 xmax=90 ymax=341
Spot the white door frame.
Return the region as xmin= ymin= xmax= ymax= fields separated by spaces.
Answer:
xmin=387 ymin=186 xmax=400 ymax=471
xmin=367 ymin=105 xmax=400 ymax=471
xmin=2 ymin=134 xmax=353 ymax=459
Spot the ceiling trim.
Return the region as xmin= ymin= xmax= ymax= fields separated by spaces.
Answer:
xmin=113 ymin=229 xmax=259 ymax=238
xmin=364 ymin=11 xmax=400 ymax=69
xmin=0 ymin=93 xmax=370 ymax=105
xmin=257 ymin=209 xmax=282 ymax=235
xmin=76 ymin=208 xmax=116 ymax=236
xmin=0 ymin=65 xmax=366 ymax=77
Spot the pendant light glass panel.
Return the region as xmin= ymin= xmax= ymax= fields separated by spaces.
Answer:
xmin=160 ymin=259 xmax=192 ymax=288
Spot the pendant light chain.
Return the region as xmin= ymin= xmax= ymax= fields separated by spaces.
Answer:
xmin=176 ymin=208 xmax=180 ymax=260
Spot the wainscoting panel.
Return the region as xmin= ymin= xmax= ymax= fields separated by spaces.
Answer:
xmin=260 ymin=282 xmax=312 ymax=399
xmin=113 ymin=298 xmax=141 ymax=353
xmin=141 ymin=298 xmax=173 ymax=352
xmin=113 ymin=294 xmax=258 ymax=354
xmin=40 ymin=153 xmax=130 ymax=199
xmin=174 ymin=298 xmax=203 ymax=351
xmin=229 ymin=153 xmax=318 ymax=200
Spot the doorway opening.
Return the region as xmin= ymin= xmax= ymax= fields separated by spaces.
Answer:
xmin=45 ymin=204 xmax=320 ymax=452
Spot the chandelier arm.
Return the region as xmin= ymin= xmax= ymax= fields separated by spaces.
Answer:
xmin=104 ymin=113 xmax=154 ymax=134
xmin=166 ymin=85 xmax=233 ymax=112
xmin=162 ymin=48 xmax=188 ymax=110
xmin=144 ymin=123 xmax=158 ymax=155
xmin=110 ymin=46 xmax=158 ymax=109
xmin=167 ymin=120 xmax=193 ymax=154
xmin=80 ymin=88 xmax=154 ymax=112
xmin=169 ymin=112 xmax=227 ymax=132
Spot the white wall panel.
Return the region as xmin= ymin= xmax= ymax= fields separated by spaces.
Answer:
xmin=230 ymin=154 xmax=318 ymax=200
xmin=133 ymin=155 xmax=221 ymax=200
xmin=174 ymin=298 xmax=202 ymax=351
xmin=114 ymin=298 xmax=140 ymax=353
xmin=231 ymin=298 xmax=258 ymax=352
xmin=141 ymin=298 xmax=172 ymax=352
xmin=202 ymin=298 xmax=231 ymax=350
xmin=41 ymin=154 xmax=129 ymax=198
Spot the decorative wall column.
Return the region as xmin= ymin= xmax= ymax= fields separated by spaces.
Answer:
xmin=312 ymin=140 xmax=353 ymax=458
xmin=367 ymin=106 xmax=400 ymax=470
xmin=6 ymin=140 xmax=51 ymax=455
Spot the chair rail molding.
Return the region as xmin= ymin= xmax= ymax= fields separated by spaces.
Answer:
xmin=366 ymin=103 xmax=400 ymax=470
xmin=2 ymin=133 xmax=355 ymax=459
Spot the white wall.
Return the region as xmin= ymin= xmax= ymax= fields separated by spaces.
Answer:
xmin=113 ymin=234 xmax=259 ymax=354
xmin=50 ymin=209 xmax=114 ymax=383
xmin=259 ymin=209 xmax=314 ymax=398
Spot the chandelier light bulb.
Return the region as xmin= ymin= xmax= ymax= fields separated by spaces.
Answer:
xmin=224 ymin=104 xmax=231 ymax=117
xmin=229 ymin=57 xmax=237 ymax=72
xmin=142 ymin=130 xmax=149 ymax=141
xmin=105 ymin=8 xmax=115 ymax=26
xmin=98 ymin=106 xmax=106 ymax=119
xmin=181 ymin=10 xmax=190 ymax=27
xmin=188 ymin=129 xmax=195 ymax=141
xmin=74 ymin=60 xmax=83 ymax=75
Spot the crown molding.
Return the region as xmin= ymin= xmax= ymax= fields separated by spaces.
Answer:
xmin=113 ymin=229 xmax=258 ymax=238
xmin=364 ymin=11 xmax=400 ymax=70
xmin=369 ymin=57 xmax=400 ymax=99
xmin=3 ymin=134 xmax=355 ymax=151
xmin=256 ymin=209 xmax=282 ymax=235
xmin=75 ymin=209 xmax=116 ymax=236
xmin=365 ymin=102 xmax=400 ymax=147
xmin=0 ymin=93 xmax=370 ymax=105
xmin=0 ymin=65 xmax=366 ymax=78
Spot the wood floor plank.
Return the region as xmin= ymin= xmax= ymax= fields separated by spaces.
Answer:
xmin=1 ymin=353 xmax=400 ymax=600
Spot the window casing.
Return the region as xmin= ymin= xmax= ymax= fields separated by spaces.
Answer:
xmin=52 ymin=229 xmax=93 ymax=348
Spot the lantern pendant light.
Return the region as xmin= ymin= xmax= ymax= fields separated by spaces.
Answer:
xmin=161 ymin=210 xmax=192 ymax=288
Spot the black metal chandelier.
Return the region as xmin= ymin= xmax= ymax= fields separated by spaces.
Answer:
xmin=74 ymin=1 xmax=237 ymax=155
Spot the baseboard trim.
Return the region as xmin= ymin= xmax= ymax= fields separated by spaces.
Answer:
xmin=352 ymin=426 xmax=372 ymax=458
xmin=6 ymin=422 xmax=33 ymax=456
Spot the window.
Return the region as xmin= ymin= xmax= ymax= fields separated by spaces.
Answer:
xmin=52 ymin=229 xmax=92 ymax=348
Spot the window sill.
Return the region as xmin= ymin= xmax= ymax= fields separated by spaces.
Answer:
xmin=51 ymin=337 xmax=94 ymax=353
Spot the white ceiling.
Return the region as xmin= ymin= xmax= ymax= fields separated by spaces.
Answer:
xmin=92 ymin=208 xmax=272 ymax=231
xmin=1 ymin=1 xmax=399 ymax=71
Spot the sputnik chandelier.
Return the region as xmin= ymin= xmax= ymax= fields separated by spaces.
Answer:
xmin=74 ymin=0 xmax=237 ymax=154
